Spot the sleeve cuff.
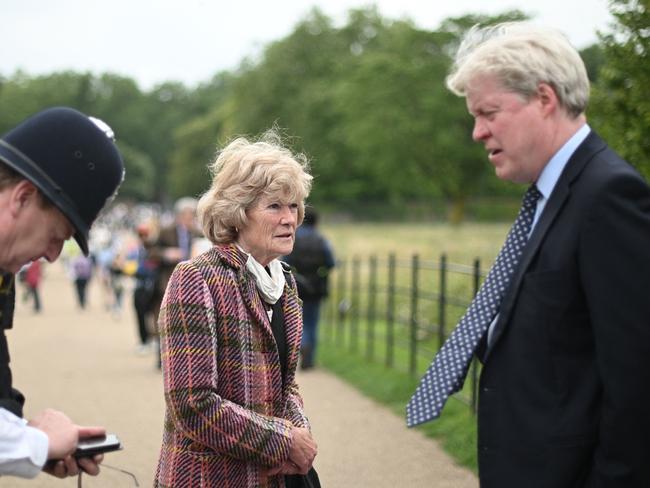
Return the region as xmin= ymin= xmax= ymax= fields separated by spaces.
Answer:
xmin=0 ymin=408 xmax=49 ymax=478
xmin=24 ymin=425 xmax=49 ymax=472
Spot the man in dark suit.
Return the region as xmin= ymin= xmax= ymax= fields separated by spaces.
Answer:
xmin=408 ymin=22 xmax=650 ymax=486
xmin=149 ymin=197 xmax=200 ymax=368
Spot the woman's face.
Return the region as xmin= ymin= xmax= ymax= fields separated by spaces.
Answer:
xmin=237 ymin=194 xmax=299 ymax=266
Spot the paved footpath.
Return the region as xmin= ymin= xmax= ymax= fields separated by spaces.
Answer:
xmin=7 ymin=263 xmax=477 ymax=487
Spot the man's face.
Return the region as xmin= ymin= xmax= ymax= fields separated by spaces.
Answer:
xmin=466 ymin=74 xmax=550 ymax=184
xmin=177 ymin=208 xmax=195 ymax=229
xmin=2 ymin=187 xmax=74 ymax=273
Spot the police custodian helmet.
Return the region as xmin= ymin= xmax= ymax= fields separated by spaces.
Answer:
xmin=0 ymin=107 xmax=125 ymax=255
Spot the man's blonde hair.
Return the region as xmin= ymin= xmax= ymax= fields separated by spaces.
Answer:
xmin=446 ymin=22 xmax=590 ymax=118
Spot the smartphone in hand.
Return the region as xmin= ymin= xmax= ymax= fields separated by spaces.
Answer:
xmin=74 ymin=434 xmax=122 ymax=458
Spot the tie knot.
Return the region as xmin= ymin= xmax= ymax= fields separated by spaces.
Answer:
xmin=523 ymin=184 xmax=542 ymax=206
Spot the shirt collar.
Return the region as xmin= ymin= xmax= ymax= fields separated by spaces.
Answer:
xmin=536 ymin=123 xmax=591 ymax=200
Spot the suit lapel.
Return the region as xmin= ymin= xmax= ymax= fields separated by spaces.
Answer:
xmin=486 ymin=131 xmax=607 ymax=357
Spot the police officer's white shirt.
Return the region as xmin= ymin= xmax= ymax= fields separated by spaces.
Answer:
xmin=0 ymin=408 xmax=48 ymax=478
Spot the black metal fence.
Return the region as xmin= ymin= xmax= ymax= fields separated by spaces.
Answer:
xmin=321 ymin=253 xmax=486 ymax=413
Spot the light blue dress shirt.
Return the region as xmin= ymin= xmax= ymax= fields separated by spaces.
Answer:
xmin=486 ymin=123 xmax=592 ymax=345
xmin=531 ymin=123 xmax=592 ymax=231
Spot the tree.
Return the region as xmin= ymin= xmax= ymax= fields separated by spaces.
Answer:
xmin=0 ymin=71 xmax=100 ymax=133
xmin=168 ymin=108 xmax=223 ymax=199
xmin=590 ymin=0 xmax=650 ymax=178
xmin=222 ymin=8 xmax=356 ymax=204
xmin=116 ymin=143 xmax=156 ymax=201
xmin=165 ymin=73 xmax=236 ymax=200
xmin=580 ymin=44 xmax=606 ymax=83
xmin=1 ymin=7 xmax=578 ymax=219
xmin=334 ymin=16 xmax=459 ymax=205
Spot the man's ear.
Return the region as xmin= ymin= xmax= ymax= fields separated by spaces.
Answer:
xmin=9 ymin=180 xmax=38 ymax=217
xmin=536 ymin=82 xmax=559 ymax=116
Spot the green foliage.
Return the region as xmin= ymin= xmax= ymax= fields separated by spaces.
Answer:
xmin=209 ymin=6 xmax=528 ymax=212
xmin=334 ymin=20 xmax=463 ymax=203
xmin=116 ymin=142 xmax=156 ymax=201
xmin=0 ymin=8 xmax=526 ymax=215
xmin=580 ymin=44 xmax=606 ymax=83
xmin=0 ymin=6 xmax=617 ymax=220
xmin=224 ymin=8 xmax=356 ymax=203
xmin=590 ymin=0 xmax=650 ymax=178
xmin=0 ymin=71 xmax=231 ymax=204
xmin=168 ymin=108 xmax=222 ymax=199
xmin=0 ymin=71 xmax=100 ymax=131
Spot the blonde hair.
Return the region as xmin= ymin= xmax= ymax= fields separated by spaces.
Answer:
xmin=446 ymin=22 xmax=590 ymax=118
xmin=197 ymin=129 xmax=313 ymax=244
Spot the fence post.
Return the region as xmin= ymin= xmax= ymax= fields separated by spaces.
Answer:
xmin=325 ymin=261 xmax=338 ymax=344
xmin=471 ymin=257 xmax=481 ymax=414
xmin=322 ymin=275 xmax=331 ymax=345
xmin=386 ymin=253 xmax=396 ymax=368
xmin=438 ymin=253 xmax=447 ymax=350
xmin=336 ymin=258 xmax=347 ymax=347
xmin=366 ymin=255 xmax=377 ymax=361
xmin=409 ymin=254 xmax=419 ymax=375
xmin=350 ymin=256 xmax=361 ymax=353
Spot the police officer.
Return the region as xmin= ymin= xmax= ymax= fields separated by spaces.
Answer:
xmin=0 ymin=107 xmax=124 ymax=479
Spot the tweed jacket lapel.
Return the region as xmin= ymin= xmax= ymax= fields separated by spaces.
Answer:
xmin=486 ymin=131 xmax=608 ymax=357
xmin=216 ymin=244 xmax=278 ymax=349
xmin=279 ymin=266 xmax=303 ymax=389
xmin=216 ymin=244 xmax=304 ymax=401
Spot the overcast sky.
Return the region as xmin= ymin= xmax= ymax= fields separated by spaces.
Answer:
xmin=3 ymin=0 xmax=613 ymax=90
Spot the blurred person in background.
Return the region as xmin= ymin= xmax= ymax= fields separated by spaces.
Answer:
xmin=154 ymin=130 xmax=319 ymax=488
xmin=0 ymin=107 xmax=123 ymax=479
xmin=148 ymin=196 xmax=200 ymax=368
xmin=69 ymin=252 xmax=93 ymax=309
xmin=22 ymin=260 xmax=42 ymax=313
xmin=91 ymin=227 xmax=117 ymax=313
xmin=284 ymin=207 xmax=335 ymax=370
xmin=131 ymin=223 xmax=158 ymax=353
xmin=92 ymin=229 xmax=127 ymax=319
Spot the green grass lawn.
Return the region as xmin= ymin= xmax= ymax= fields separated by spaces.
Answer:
xmin=321 ymin=221 xmax=510 ymax=264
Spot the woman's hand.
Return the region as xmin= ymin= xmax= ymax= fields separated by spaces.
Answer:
xmin=287 ymin=427 xmax=317 ymax=474
xmin=263 ymin=427 xmax=316 ymax=477
xmin=262 ymin=460 xmax=302 ymax=477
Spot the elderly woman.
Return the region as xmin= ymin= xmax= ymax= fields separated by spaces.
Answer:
xmin=154 ymin=130 xmax=318 ymax=488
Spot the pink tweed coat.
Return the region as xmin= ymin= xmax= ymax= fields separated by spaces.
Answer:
xmin=154 ymin=244 xmax=310 ymax=488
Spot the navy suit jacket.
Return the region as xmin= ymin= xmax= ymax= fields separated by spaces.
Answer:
xmin=477 ymin=131 xmax=650 ymax=487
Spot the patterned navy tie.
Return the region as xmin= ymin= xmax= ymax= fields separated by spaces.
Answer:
xmin=406 ymin=185 xmax=541 ymax=427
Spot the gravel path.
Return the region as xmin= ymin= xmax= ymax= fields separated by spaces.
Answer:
xmin=7 ymin=263 xmax=477 ymax=487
